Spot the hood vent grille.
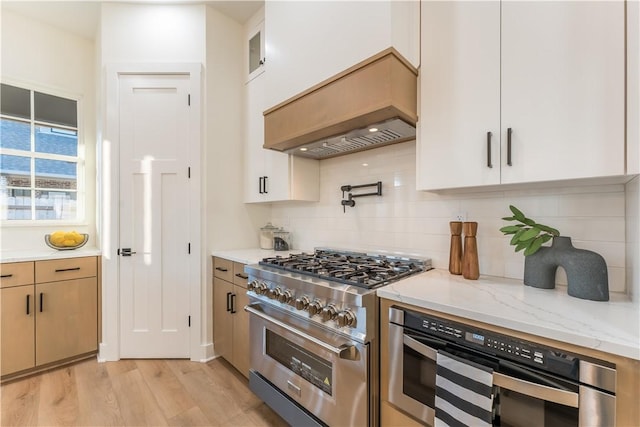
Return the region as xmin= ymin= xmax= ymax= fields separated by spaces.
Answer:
xmin=263 ymin=48 xmax=418 ymax=159
xmin=288 ymin=118 xmax=415 ymax=159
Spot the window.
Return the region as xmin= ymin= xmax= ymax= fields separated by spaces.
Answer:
xmin=0 ymin=83 xmax=81 ymax=221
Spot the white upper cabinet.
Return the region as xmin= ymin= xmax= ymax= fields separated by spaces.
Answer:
xmin=247 ymin=19 xmax=265 ymax=82
xmin=244 ymin=9 xmax=319 ymax=203
xmin=417 ymin=1 xmax=625 ymax=191
xmin=264 ymin=0 xmax=420 ymax=110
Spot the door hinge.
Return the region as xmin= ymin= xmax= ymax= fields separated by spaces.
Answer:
xmin=188 ymin=243 xmax=191 ymax=254
xmin=188 ymin=167 xmax=191 ymax=178
xmin=188 ymin=315 xmax=191 ymax=327
xmin=188 ymin=94 xmax=191 ymax=106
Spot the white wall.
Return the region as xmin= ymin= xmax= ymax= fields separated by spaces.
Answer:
xmin=100 ymin=4 xmax=206 ymax=64
xmin=204 ymin=6 xmax=270 ymax=354
xmin=627 ymin=177 xmax=639 ymax=301
xmin=271 ymin=141 xmax=629 ymax=295
xmin=0 ymin=9 xmax=97 ymax=251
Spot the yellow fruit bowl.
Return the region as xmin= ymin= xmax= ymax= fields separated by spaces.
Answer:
xmin=45 ymin=232 xmax=89 ymax=250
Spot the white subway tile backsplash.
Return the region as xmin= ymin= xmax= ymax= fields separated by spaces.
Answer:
xmin=272 ymin=142 xmax=630 ymax=294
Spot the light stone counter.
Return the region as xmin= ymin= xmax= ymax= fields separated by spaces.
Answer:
xmin=211 ymin=248 xmax=309 ymax=266
xmin=1 ymin=248 xmax=102 ymax=263
xmin=377 ymin=269 xmax=640 ymax=360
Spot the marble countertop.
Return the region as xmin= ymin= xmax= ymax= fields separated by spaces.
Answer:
xmin=1 ymin=248 xmax=102 ymax=263
xmin=377 ymin=269 xmax=640 ymax=360
xmin=211 ymin=248 xmax=307 ymax=265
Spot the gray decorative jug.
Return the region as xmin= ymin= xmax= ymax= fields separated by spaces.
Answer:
xmin=523 ymin=236 xmax=609 ymax=301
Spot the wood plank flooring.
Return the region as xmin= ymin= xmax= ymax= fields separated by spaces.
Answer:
xmin=0 ymin=358 xmax=288 ymax=427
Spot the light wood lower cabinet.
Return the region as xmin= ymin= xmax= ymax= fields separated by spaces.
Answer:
xmin=213 ymin=257 xmax=250 ymax=378
xmin=0 ymin=256 xmax=98 ymax=380
xmin=1 ymin=284 xmax=36 ymax=376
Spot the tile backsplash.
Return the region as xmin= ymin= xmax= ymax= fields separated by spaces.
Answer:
xmin=271 ymin=141 xmax=629 ymax=294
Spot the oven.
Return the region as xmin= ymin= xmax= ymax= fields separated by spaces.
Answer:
xmin=388 ymin=306 xmax=616 ymax=427
xmin=246 ymin=302 xmax=370 ymax=427
xmin=244 ymin=249 xmax=430 ymax=427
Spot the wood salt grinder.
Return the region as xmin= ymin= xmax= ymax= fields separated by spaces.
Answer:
xmin=462 ymin=221 xmax=480 ymax=280
xmin=449 ymin=221 xmax=463 ymax=275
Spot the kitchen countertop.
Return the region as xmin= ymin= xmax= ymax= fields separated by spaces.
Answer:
xmin=0 ymin=248 xmax=102 ymax=263
xmin=211 ymin=248 xmax=308 ymax=265
xmin=377 ymin=269 xmax=640 ymax=361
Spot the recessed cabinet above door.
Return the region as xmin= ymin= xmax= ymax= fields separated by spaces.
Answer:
xmin=247 ymin=19 xmax=265 ymax=82
xmin=417 ymin=1 xmax=625 ymax=191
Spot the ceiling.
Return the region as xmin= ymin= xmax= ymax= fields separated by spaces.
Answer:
xmin=2 ymin=1 xmax=264 ymax=40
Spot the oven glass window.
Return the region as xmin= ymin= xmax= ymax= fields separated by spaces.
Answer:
xmin=265 ymin=330 xmax=333 ymax=395
xmin=402 ymin=344 xmax=436 ymax=407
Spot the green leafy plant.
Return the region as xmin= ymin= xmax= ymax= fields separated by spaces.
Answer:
xmin=500 ymin=205 xmax=560 ymax=256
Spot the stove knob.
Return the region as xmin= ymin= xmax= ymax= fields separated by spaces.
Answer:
xmin=254 ymin=281 xmax=268 ymax=295
xmin=268 ymin=287 xmax=283 ymax=300
xmin=336 ymin=310 xmax=356 ymax=328
xmin=307 ymin=300 xmax=322 ymax=316
xmin=294 ymin=296 xmax=310 ymax=310
xmin=247 ymin=280 xmax=258 ymax=292
xmin=321 ymin=305 xmax=338 ymax=322
xmin=278 ymin=289 xmax=293 ymax=304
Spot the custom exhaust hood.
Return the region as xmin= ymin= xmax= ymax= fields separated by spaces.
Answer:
xmin=263 ymin=48 xmax=418 ymax=160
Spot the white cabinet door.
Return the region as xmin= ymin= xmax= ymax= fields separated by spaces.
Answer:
xmin=417 ymin=1 xmax=500 ymax=190
xmin=244 ymin=71 xmax=317 ymax=203
xmin=417 ymin=0 xmax=625 ymax=191
xmin=500 ymin=1 xmax=625 ymax=184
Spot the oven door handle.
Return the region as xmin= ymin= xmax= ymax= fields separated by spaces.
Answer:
xmin=403 ymin=334 xmax=437 ymax=361
xmin=493 ymin=372 xmax=579 ymax=408
xmin=245 ymin=304 xmax=359 ymax=360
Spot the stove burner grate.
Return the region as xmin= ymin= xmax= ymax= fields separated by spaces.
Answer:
xmin=259 ymin=249 xmax=426 ymax=288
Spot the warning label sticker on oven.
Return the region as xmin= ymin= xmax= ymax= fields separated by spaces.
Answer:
xmin=324 ymin=377 xmax=330 ymax=386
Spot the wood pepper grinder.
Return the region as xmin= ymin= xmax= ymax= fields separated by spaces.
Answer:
xmin=462 ymin=221 xmax=480 ymax=280
xmin=449 ymin=221 xmax=463 ymax=275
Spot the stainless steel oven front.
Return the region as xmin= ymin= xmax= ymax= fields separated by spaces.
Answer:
xmin=246 ymin=302 xmax=371 ymax=427
xmin=388 ymin=306 xmax=616 ymax=427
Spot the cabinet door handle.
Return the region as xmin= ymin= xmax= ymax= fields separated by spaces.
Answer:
xmin=1 ymin=274 xmax=13 ymax=278
xmin=487 ymin=131 xmax=493 ymax=168
xmin=215 ymin=267 xmax=228 ymax=272
xmin=263 ymin=176 xmax=268 ymax=194
xmin=235 ymin=273 xmax=248 ymax=280
xmin=507 ymin=127 xmax=513 ymax=166
xmin=226 ymin=292 xmax=232 ymax=312
xmin=259 ymin=177 xmax=264 ymax=194
xmin=55 ymin=267 xmax=81 ymax=273
xmin=39 ymin=292 xmax=43 ymax=312
xmin=230 ymin=294 xmax=237 ymax=314
xmin=26 ymin=294 xmax=30 ymax=315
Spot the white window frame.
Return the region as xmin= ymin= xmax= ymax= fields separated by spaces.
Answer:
xmin=0 ymin=84 xmax=85 ymax=225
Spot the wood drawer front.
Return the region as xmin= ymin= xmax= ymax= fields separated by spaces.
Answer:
xmin=233 ymin=262 xmax=248 ymax=288
xmin=213 ymin=257 xmax=233 ymax=282
xmin=0 ymin=262 xmax=34 ymax=288
xmin=35 ymin=257 xmax=97 ymax=284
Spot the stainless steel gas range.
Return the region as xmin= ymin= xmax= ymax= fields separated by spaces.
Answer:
xmin=244 ymin=248 xmax=431 ymax=427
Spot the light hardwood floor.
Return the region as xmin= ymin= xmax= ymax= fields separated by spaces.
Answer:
xmin=1 ymin=358 xmax=288 ymax=427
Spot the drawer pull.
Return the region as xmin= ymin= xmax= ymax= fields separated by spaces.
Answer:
xmin=55 ymin=267 xmax=81 ymax=273
xmin=26 ymin=294 xmax=30 ymax=315
xmin=215 ymin=267 xmax=228 ymax=272
xmin=40 ymin=292 xmax=44 ymax=312
xmin=1 ymin=274 xmax=13 ymax=278
xmin=235 ymin=273 xmax=248 ymax=280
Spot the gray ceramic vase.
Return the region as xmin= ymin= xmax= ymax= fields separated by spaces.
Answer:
xmin=523 ymin=236 xmax=609 ymax=301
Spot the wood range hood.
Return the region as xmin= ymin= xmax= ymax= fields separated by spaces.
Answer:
xmin=263 ymin=48 xmax=418 ymax=159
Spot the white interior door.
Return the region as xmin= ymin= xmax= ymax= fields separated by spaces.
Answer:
xmin=118 ymin=74 xmax=191 ymax=358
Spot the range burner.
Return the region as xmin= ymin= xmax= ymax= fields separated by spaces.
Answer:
xmin=260 ymin=248 xmax=429 ymax=289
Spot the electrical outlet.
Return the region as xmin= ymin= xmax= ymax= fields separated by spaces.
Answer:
xmin=453 ymin=211 xmax=467 ymax=222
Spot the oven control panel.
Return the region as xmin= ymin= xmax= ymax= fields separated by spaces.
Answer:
xmin=403 ymin=309 xmax=579 ymax=379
